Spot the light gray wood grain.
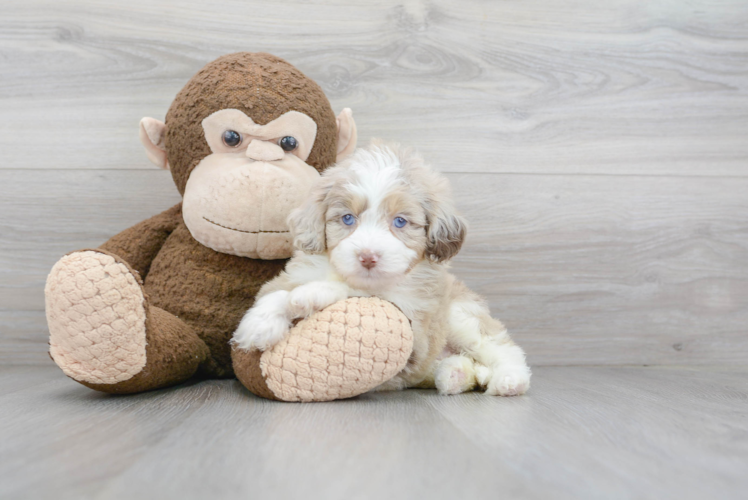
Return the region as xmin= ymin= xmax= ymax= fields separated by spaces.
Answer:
xmin=1 ymin=1 xmax=747 ymax=365
xmin=2 ymin=3 xmax=747 ymax=499
xmin=0 ymin=365 xmax=746 ymax=500
xmin=2 ymin=169 xmax=746 ymax=365
xmin=0 ymin=0 xmax=747 ymax=175
xmin=451 ymin=172 xmax=748 ymax=365
xmin=424 ymin=366 xmax=748 ymax=499
xmin=0 ymin=311 xmax=53 ymax=366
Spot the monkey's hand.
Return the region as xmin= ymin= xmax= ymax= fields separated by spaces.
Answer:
xmin=99 ymin=203 xmax=182 ymax=279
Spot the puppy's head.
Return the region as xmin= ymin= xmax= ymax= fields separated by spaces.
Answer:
xmin=288 ymin=141 xmax=467 ymax=290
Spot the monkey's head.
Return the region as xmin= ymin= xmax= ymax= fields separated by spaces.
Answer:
xmin=138 ymin=52 xmax=357 ymax=259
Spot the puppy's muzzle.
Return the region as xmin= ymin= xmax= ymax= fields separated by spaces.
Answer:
xmin=358 ymin=250 xmax=379 ymax=270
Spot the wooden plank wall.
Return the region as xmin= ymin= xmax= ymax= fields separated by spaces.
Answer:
xmin=1 ymin=0 xmax=747 ymax=366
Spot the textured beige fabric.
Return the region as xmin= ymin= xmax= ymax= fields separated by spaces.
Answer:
xmin=45 ymin=251 xmax=148 ymax=384
xmin=260 ymin=297 xmax=413 ymax=402
xmin=139 ymin=117 xmax=169 ymax=169
xmin=201 ymin=109 xmax=317 ymax=161
xmin=335 ymin=108 xmax=357 ymax=161
xmin=181 ymin=148 xmax=321 ymax=260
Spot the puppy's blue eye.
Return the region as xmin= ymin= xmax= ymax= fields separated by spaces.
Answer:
xmin=342 ymin=214 xmax=356 ymax=226
xmin=393 ymin=217 xmax=408 ymax=228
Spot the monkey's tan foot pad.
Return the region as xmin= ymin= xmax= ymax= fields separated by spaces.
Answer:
xmin=232 ymin=297 xmax=414 ymax=402
xmin=45 ymin=250 xmax=148 ymax=385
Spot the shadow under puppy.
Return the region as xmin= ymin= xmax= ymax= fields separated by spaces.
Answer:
xmin=232 ymin=142 xmax=531 ymax=396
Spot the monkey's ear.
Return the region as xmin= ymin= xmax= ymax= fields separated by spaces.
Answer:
xmin=336 ymin=108 xmax=357 ymax=162
xmin=139 ymin=117 xmax=169 ymax=170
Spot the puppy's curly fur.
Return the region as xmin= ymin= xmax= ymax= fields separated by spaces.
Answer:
xmin=233 ymin=142 xmax=531 ymax=396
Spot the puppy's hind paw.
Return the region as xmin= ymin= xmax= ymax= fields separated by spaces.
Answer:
xmin=232 ymin=291 xmax=291 ymax=351
xmin=474 ymin=363 xmax=492 ymax=388
xmin=435 ymin=355 xmax=478 ymax=395
xmin=485 ymin=365 xmax=531 ymax=397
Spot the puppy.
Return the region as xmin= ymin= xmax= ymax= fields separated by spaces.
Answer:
xmin=232 ymin=142 xmax=531 ymax=396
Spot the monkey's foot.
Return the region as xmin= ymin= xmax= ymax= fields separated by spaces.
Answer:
xmin=45 ymin=250 xmax=148 ymax=385
xmin=232 ymin=297 xmax=414 ymax=402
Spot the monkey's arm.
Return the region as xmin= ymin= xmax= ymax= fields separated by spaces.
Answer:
xmin=98 ymin=203 xmax=183 ymax=279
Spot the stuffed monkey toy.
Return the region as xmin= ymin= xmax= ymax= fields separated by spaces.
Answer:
xmin=45 ymin=52 xmax=412 ymax=401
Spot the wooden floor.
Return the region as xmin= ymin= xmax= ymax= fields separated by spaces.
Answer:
xmin=0 ymin=365 xmax=746 ymax=500
xmin=2 ymin=1 xmax=747 ymax=498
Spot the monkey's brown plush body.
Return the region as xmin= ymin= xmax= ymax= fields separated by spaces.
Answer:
xmin=44 ymin=53 xmax=411 ymax=399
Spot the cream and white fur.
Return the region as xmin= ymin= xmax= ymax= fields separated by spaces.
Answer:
xmin=232 ymin=143 xmax=531 ymax=396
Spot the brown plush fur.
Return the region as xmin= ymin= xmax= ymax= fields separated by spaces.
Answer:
xmin=165 ymin=52 xmax=339 ymax=195
xmin=69 ymin=247 xmax=210 ymax=394
xmin=57 ymin=53 xmax=340 ymax=393
xmin=232 ymin=347 xmax=279 ymax=401
xmin=99 ymin=203 xmax=183 ymax=278
xmin=143 ymin=218 xmax=287 ymax=377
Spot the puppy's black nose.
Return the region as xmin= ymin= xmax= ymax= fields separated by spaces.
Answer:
xmin=359 ymin=251 xmax=378 ymax=270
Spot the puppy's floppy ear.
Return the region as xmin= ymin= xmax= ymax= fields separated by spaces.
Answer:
xmin=426 ymin=207 xmax=467 ymax=262
xmin=287 ymin=174 xmax=337 ymax=254
xmin=424 ymin=172 xmax=467 ymax=262
xmin=398 ymin=146 xmax=468 ymax=263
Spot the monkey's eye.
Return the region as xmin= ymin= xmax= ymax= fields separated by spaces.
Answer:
xmin=279 ymin=136 xmax=298 ymax=152
xmin=342 ymin=214 xmax=356 ymax=226
xmin=393 ymin=217 xmax=408 ymax=228
xmin=222 ymin=130 xmax=242 ymax=147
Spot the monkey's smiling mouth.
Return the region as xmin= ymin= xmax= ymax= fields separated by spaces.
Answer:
xmin=203 ymin=217 xmax=289 ymax=234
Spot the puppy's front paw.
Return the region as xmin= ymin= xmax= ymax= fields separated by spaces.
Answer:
xmin=485 ymin=365 xmax=531 ymax=396
xmin=287 ymin=282 xmax=347 ymax=319
xmin=232 ymin=291 xmax=291 ymax=351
